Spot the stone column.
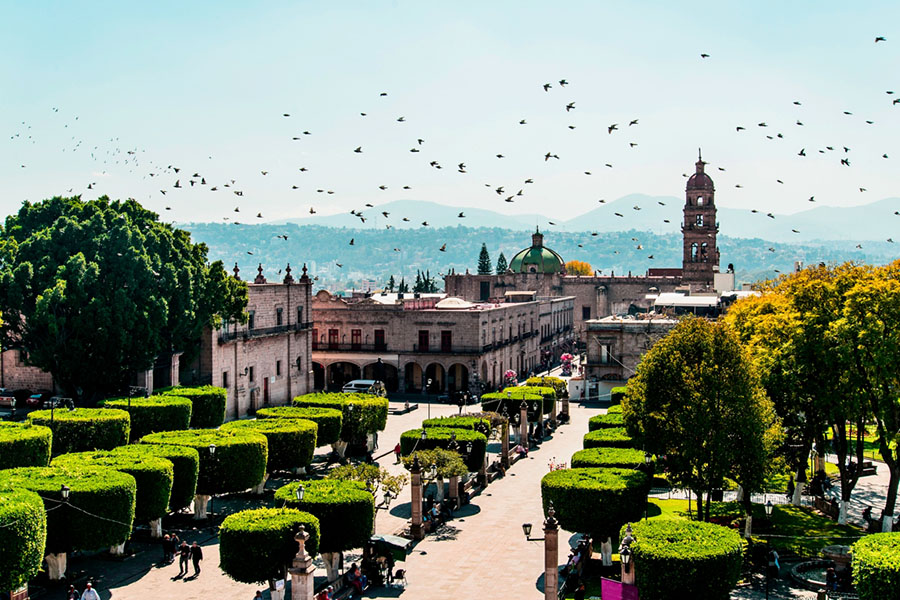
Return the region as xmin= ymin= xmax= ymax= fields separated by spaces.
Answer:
xmin=550 ymin=397 xmax=558 ymax=427
xmin=288 ymin=526 xmax=316 ymax=600
xmin=561 ymin=396 xmax=569 ymax=418
xmin=543 ymin=507 xmax=559 ymax=600
xmin=620 ymin=524 xmax=635 ymax=585
xmin=519 ymin=402 xmax=529 ymax=449
xmin=409 ymin=456 xmax=424 ymax=540
xmin=501 ymin=421 xmax=510 ymax=468
xmin=448 ymin=475 xmax=459 ymax=510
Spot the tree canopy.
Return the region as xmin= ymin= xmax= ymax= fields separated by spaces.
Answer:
xmin=496 ymin=252 xmax=508 ymax=273
xmin=477 ymin=243 xmax=492 ymax=275
xmin=565 ymin=259 xmax=592 ymax=275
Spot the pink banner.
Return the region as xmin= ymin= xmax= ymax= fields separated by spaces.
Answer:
xmin=600 ymin=577 xmax=640 ymax=600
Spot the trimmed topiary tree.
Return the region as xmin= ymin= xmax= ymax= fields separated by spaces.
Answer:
xmin=610 ymin=386 xmax=628 ymax=405
xmin=220 ymin=507 xmax=320 ymax=588
xmin=852 ymin=532 xmax=900 ymax=600
xmin=222 ymin=418 xmax=317 ymax=473
xmin=0 ymin=465 xmax=136 ymax=580
xmin=292 ymin=393 xmax=388 ymax=455
xmin=28 ymin=408 xmax=130 ymax=456
xmin=399 ymin=427 xmax=487 ymax=472
xmin=526 ymin=375 xmax=568 ymax=398
xmin=257 ymin=406 xmax=342 ymax=446
xmin=111 ymin=443 xmax=199 ymax=512
xmin=0 ymin=421 xmax=52 ymax=469
xmin=159 ymin=385 xmax=227 ymax=428
xmin=0 ymin=486 xmax=47 ymax=592
xmin=583 ymin=427 xmax=635 ymax=449
xmin=481 ymin=392 xmax=543 ymax=419
xmin=503 ymin=386 xmax=556 ymax=415
xmin=275 ymin=480 xmax=374 ymax=581
xmin=626 ymin=519 xmax=744 ymax=600
xmin=422 ymin=415 xmax=491 ymax=435
xmin=101 ymin=395 xmax=192 ymax=441
xmin=541 ymin=467 xmax=650 ymax=565
xmin=588 ymin=412 xmax=625 ymax=430
xmin=607 ymin=404 xmax=623 ymax=414
xmin=571 ymin=447 xmax=649 ymax=470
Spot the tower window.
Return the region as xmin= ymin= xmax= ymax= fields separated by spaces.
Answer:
xmin=696 ymin=214 xmax=704 ymax=226
xmin=697 ymin=196 xmax=704 ymax=206
xmin=700 ymin=242 xmax=709 ymax=262
xmin=691 ymin=243 xmax=699 ymax=262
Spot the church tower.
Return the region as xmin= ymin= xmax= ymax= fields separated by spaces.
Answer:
xmin=681 ymin=150 xmax=719 ymax=289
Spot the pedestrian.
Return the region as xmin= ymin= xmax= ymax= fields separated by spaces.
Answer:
xmin=170 ymin=533 xmax=180 ymax=563
xmin=80 ymin=583 xmax=100 ymax=600
xmin=178 ymin=541 xmax=190 ymax=576
xmin=162 ymin=534 xmax=170 ymax=562
xmin=254 ymin=592 xmax=263 ymax=600
xmin=393 ymin=443 xmax=402 ymax=464
xmin=66 ymin=584 xmax=80 ymax=600
xmin=190 ymin=541 xmax=203 ymax=575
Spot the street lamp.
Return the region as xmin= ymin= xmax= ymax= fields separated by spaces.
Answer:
xmin=208 ymin=443 xmax=217 ymax=521
xmin=421 ymin=429 xmax=427 ymax=441
xmin=765 ymin=500 xmax=774 ymax=521
xmin=295 ymin=483 xmax=305 ymax=502
xmin=466 ymin=441 xmax=473 ymax=454
xmin=60 ymin=484 xmax=70 ymax=502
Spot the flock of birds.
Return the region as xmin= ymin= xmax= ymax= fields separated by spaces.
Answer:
xmin=5 ymin=35 xmax=898 ymax=279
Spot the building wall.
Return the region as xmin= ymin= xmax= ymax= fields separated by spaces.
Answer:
xmin=584 ymin=317 xmax=677 ymax=382
xmin=0 ymin=349 xmax=55 ymax=391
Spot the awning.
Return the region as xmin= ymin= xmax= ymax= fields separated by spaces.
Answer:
xmin=370 ymin=534 xmax=413 ymax=562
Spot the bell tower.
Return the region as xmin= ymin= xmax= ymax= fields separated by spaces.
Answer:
xmin=681 ymin=150 xmax=719 ymax=289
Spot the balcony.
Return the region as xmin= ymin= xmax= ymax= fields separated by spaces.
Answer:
xmin=218 ymin=321 xmax=312 ymax=343
xmin=312 ymin=343 xmax=388 ymax=353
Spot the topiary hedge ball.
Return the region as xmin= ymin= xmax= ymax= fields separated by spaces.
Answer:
xmin=158 ymin=386 xmax=227 ymax=428
xmin=852 ymin=532 xmax=900 ymax=600
xmin=626 ymin=519 xmax=744 ymax=600
xmin=257 ymin=406 xmax=342 ymax=446
xmin=101 ymin=395 xmax=192 ymax=440
xmin=610 ymin=386 xmax=628 ymax=405
xmin=275 ymin=480 xmax=373 ymax=554
xmin=399 ymin=427 xmax=487 ymax=472
xmin=219 ymin=507 xmax=320 ymax=584
xmin=588 ymin=412 xmax=625 ymax=431
xmin=28 ymin=408 xmax=130 ymax=456
xmin=111 ymin=443 xmax=199 ymax=512
xmin=0 ymin=421 xmax=52 ymax=469
xmin=292 ymin=393 xmax=388 ymax=441
xmin=142 ymin=429 xmax=267 ymax=496
xmin=53 ymin=450 xmax=173 ymax=523
xmin=222 ymin=418 xmax=317 ymax=472
xmin=0 ymin=486 xmax=47 ymax=592
xmin=571 ymin=447 xmax=649 ymax=470
xmin=0 ymin=465 xmax=136 ymax=554
xmin=583 ymin=427 xmax=635 ymax=449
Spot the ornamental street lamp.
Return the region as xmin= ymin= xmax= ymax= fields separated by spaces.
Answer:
xmin=295 ymin=483 xmax=305 ymax=502
xmin=60 ymin=484 xmax=70 ymax=502
xmin=522 ymin=502 xmax=559 ymax=600
xmin=208 ymin=443 xmax=217 ymax=522
xmin=619 ymin=523 xmax=635 ymax=584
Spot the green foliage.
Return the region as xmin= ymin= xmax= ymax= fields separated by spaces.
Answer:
xmin=326 ymin=463 xmax=409 ymax=497
xmin=588 ymin=413 xmax=625 ymax=430
xmin=101 ymin=395 xmax=192 ymax=441
xmin=52 ymin=450 xmax=173 ymax=522
xmin=257 ymin=406 xmax=342 ymax=446
xmin=292 ymin=393 xmax=388 ymax=442
xmin=219 ymin=508 xmax=320 ymax=584
xmin=399 ymin=427 xmax=487 ymax=471
xmin=610 ymin=386 xmax=628 ymax=405
xmin=0 ymin=465 xmax=135 ymax=554
xmin=541 ymin=468 xmax=650 ymax=539
xmin=28 ymin=408 xmax=130 ymax=456
xmin=274 ymin=480 xmax=374 ymax=553
xmin=422 ymin=415 xmax=491 ymax=435
xmin=481 ymin=392 xmax=543 ymax=419
xmin=852 ymin=533 xmax=900 ymax=600
xmin=412 ymin=269 xmax=439 ymax=293
xmin=477 ymin=243 xmax=492 ymax=275
xmin=158 ymin=386 xmax=227 ymax=428
xmin=496 ymin=252 xmax=508 ymax=274
xmin=627 ymin=519 xmax=744 ymax=600
xmin=525 ymin=376 xmax=568 ymax=398
xmin=401 ymin=448 xmax=468 ymax=479
xmin=571 ymin=447 xmax=649 ymax=469
xmin=0 ymin=421 xmax=52 ymax=469
xmin=607 ymin=404 xmax=623 ymax=414
xmin=142 ymin=429 xmax=267 ymax=495
xmin=0 ymin=486 xmax=47 ymax=591
xmin=503 ymin=386 xmax=555 ymax=414
xmin=583 ymin=427 xmax=636 ymax=449
xmin=0 ymin=196 xmax=247 ymax=401
xmin=222 ymin=418 xmax=317 ymax=471
xmin=111 ymin=443 xmax=198 ymax=512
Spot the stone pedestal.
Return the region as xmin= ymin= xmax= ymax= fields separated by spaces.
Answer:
xmin=409 ymin=456 xmax=424 ymax=540
xmin=288 ymin=527 xmax=316 ymax=600
xmin=149 ymin=518 xmax=163 ymax=538
xmin=44 ymin=552 xmax=66 ymax=580
xmin=519 ymin=403 xmax=528 ymax=448
xmin=501 ymin=422 xmax=510 ymax=468
xmin=543 ymin=510 xmax=559 ymax=600
xmin=193 ymin=494 xmax=210 ymax=519
xmin=561 ymin=397 xmax=569 ymax=417
xmin=550 ymin=399 xmax=558 ymax=427
xmin=448 ymin=475 xmax=459 ymax=510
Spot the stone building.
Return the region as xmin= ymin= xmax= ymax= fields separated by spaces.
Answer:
xmin=311 ymin=290 xmax=574 ymax=394
xmin=0 ymin=348 xmax=54 ymax=391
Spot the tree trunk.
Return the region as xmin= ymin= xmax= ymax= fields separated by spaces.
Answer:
xmin=332 ymin=441 xmax=348 ymax=458
xmin=193 ymin=494 xmax=210 ymax=519
xmin=252 ymin=473 xmax=269 ymax=495
xmin=598 ymin=537 xmax=613 ymax=567
xmin=44 ymin=553 xmax=67 ymax=580
xmin=149 ymin=518 xmax=163 ymax=538
xmin=696 ymin=490 xmax=705 ymax=521
xmin=838 ymin=500 xmax=850 ymax=525
xmin=792 ymin=470 xmax=804 ymax=505
xmin=735 ymin=485 xmax=744 ymax=502
xmin=321 ymin=551 xmax=342 ymax=583
xmin=434 ymin=477 xmax=445 ymax=505
xmin=742 ymin=495 xmax=753 ymax=539
xmin=705 ymin=491 xmax=712 ymax=523
xmin=110 ymin=542 xmax=126 ymax=556
xmin=879 ymin=442 xmax=899 ymax=533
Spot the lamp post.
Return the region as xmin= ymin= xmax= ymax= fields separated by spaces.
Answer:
xmin=619 ymin=523 xmax=635 ymax=585
xmin=410 ymin=455 xmax=424 ymax=540
xmin=295 ymin=483 xmax=305 ymax=502
xmin=521 ymin=502 xmax=559 ymax=600
xmin=519 ymin=400 xmax=529 ymax=450
xmin=60 ymin=484 xmax=70 ymax=502
xmin=208 ymin=443 xmax=217 ymax=522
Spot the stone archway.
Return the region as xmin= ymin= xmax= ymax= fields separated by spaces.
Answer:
xmin=363 ymin=361 xmax=399 ymax=392
xmin=425 ymin=363 xmax=446 ymax=393
xmin=312 ymin=362 xmax=325 ymax=391
xmin=447 ymin=363 xmax=469 ymax=393
xmin=404 ymin=362 xmax=423 ymax=392
xmin=327 ymin=362 xmax=360 ymax=390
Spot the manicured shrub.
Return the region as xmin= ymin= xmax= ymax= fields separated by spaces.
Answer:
xmin=399 ymin=427 xmax=487 ymax=472
xmin=607 ymin=404 xmax=623 ymax=414
xmin=583 ymin=427 xmax=636 ymax=449
xmin=111 ymin=443 xmax=199 ymax=512
xmin=541 ymin=468 xmax=650 ymax=540
xmin=503 ymin=386 xmax=556 ymax=414
xmin=0 ymin=465 xmax=136 ymax=554
xmin=422 ymin=415 xmax=491 ymax=436
xmin=571 ymin=447 xmax=649 ymax=470
xmin=101 ymin=395 xmax=192 ymax=440
xmin=257 ymin=406 xmax=342 ymax=446
xmin=627 ymin=519 xmax=744 ymax=600
xmin=610 ymin=386 xmax=628 ymax=405
xmin=222 ymin=418 xmax=317 ymax=471
xmin=0 ymin=486 xmax=47 ymax=591
xmin=526 ymin=376 xmax=568 ymax=398
xmin=588 ymin=412 xmax=625 ymax=430
xmin=852 ymin=532 xmax=900 ymax=600
xmin=480 ymin=392 xmax=543 ymax=419
xmin=275 ymin=480 xmax=373 ymax=553
xmin=292 ymin=393 xmax=388 ymax=441
xmin=28 ymin=408 xmax=130 ymax=456
xmin=159 ymin=385 xmax=227 ymax=428
xmin=142 ymin=429 xmax=267 ymax=495
xmin=52 ymin=451 xmax=173 ymax=522
xmin=0 ymin=421 xmax=52 ymax=469
xmin=220 ymin=508 xmax=320 ymax=584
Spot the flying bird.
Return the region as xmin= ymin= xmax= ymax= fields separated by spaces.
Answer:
xmin=559 ymin=79 xmax=568 ymax=86
xmin=565 ymin=102 xmax=575 ymax=112
xmin=543 ymin=83 xmax=552 ymax=91
xmin=354 ymin=146 xmax=363 ymax=153
xmin=876 ymin=36 xmax=886 ymax=42
xmin=439 ymin=244 xmax=446 ymax=252
xmin=700 ymin=53 xmax=709 ymax=58
xmin=608 ymin=124 xmax=618 ymax=134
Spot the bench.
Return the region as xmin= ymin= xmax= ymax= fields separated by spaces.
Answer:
xmin=860 ymin=461 xmax=877 ymax=477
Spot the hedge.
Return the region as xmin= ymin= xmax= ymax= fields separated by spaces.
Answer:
xmin=503 ymin=386 xmax=555 ymax=414
xmin=0 ymin=465 xmax=136 ymax=554
xmin=526 ymin=376 xmax=568 ymax=398
xmin=627 ymin=519 xmax=744 ymax=600
xmin=275 ymin=480 xmax=374 ymax=553
xmin=583 ymin=427 xmax=636 ymax=449
xmin=588 ymin=412 xmax=625 ymax=431
xmin=28 ymin=408 xmax=130 ymax=456
xmin=222 ymin=418 xmax=317 ymax=472
xmin=610 ymin=386 xmax=628 ymax=405
xmin=0 ymin=486 xmax=47 ymax=591
xmin=142 ymin=429 xmax=267 ymax=496
xmin=0 ymin=421 xmax=52 ymax=469
xmin=101 ymin=395 xmax=192 ymax=441
xmin=111 ymin=443 xmax=199 ymax=512
xmin=480 ymin=392 xmax=544 ymax=420
xmin=257 ymin=406 xmax=342 ymax=446
xmin=292 ymin=393 xmax=388 ymax=441
xmin=852 ymin=532 xmax=900 ymax=600
xmin=541 ymin=468 xmax=650 ymax=539
xmin=220 ymin=508 xmax=321 ymax=584
xmin=571 ymin=447 xmax=649 ymax=470
xmin=607 ymin=404 xmax=623 ymax=414
xmin=159 ymin=385 xmax=227 ymax=428
xmin=399 ymin=427 xmax=487 ymax=472
xmin=422 ymin=415 xmax=491 ymax=435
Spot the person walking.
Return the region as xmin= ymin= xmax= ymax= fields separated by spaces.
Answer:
xmin=66 ymin=584 xmax=80 ymax=600
xmin=80 ymin=583 xmax=100 ymax=600
xmin=190 ymin=541 xmax=204 ymax=575
xmin=178 ymin=541 xmax=191 ymax=576
xmin=393 ymin=443 xmax=402 ymax=464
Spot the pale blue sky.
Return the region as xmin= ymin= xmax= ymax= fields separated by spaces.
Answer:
xmin=2 ymin=1 xmax=898 ymax=230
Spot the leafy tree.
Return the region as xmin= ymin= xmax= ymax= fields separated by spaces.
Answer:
xmin=386 ymin=275 xmax=395 ymax=292
xmin=0 ymin=196 xmax=247 ymax=403
xmin=477 ymin=243 xmax=492 ymax=275
xmin=326 ymin=463 xmax=408 ymax=498
xmin=496 ymin=252 xmax=508 ymax=273
xmin=565 ymin=259 xmax=592 ymax=275
xmin=397 ymin=277 xmax=409 ymax=293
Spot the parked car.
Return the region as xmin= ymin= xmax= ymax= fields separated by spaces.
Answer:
xmin=0 ymin=389 xmax=15 ymax=408
xmin=11 ymin=389 xmax=32 ymax=404
xmin=26 ymin=390 xmax=54 ymax=407
xmin=341 ymin=379 xmax=387 ymax=397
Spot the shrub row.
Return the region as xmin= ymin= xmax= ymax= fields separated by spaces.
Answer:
xmin=583 ymin=427 xmax=635 ymax=449
xmin=101 ymin=395 xmax=192 ymax=440
xmin=257 ymin=406 xmax=342 ymax=446
xmin=571 ymin=447 xmax=649 ymax=470
xmin=222 ymin=418 xmax=317 ymax=472
xmin=112 ymin=443 xmax=199 ymax=512
xmin=292 ymin=393 xmax=388 ymax=441
xmin=503 ymin=386 xmax=555 ymax=414
xmin=158 ymin=385 xmax=227 ymax=428
xmin=480 ymin=392 xmax=543 ymax=420
xmin=525 ymin=376 xmax=568 ymax=398
xmin=422 ymin=415 xmax=491 ymax=435
xmin=275 ymin=480 xmax=374 ymax=553
xmin=0 ymin=421 xmax=52 ymax=469
xmin=610 ymin=386 xmax=628 ymax=405
xmin=0 ymin=486 xmax=47 ymax=591
xmin=399 ymin=427 xmax=487 ymax=472
xmin=28 ymin=408 xmax=130 ymax=456
xmin=588 ymin=412 xmax=625 ymax=430
xmin=607 ymin=404 xmax=623 ymax=414
xmin=852 ymin=532 xmax=900 ymax=600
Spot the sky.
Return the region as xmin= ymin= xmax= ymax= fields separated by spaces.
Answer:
xmin=2 ymin=1 xmax=899 ymax=233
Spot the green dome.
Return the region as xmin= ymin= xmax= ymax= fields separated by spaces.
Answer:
xmin=508 ymin=229 xmax=565 ymax=274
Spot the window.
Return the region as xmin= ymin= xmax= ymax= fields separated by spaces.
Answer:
xmin=374 ymin=329 xmax=386 ymax=350
xmin=276 ymin=360 xmax=282 ymax=376
xmin=312 ymin=328 xmax=319 ymax=350
xmin=697 ymin=196 xmax=704 ymax=206
xmin=418 ymin=330 xmax=429 ymax=352
xmin=691 ymin=243 xmax=699 ymax=262
xmin=249 ymin=366 xmax=255 ymax=382
xmin=582 ymin=306 xmax=591 ymax=320
xmin=599 ymin=344 xmax=611 ymax=364
xmin=248 ymin=310 xmax=255 ymax=330
xmin=479 ymin=281 xmax=490 ymax=301
xmin=276 ymin=307 xmax=283 ymax=326
xmin=441 ymin=330 xmax=452 ymax=353
xmin=223 ymin=371 xmax=229 ymax=388
xmin=328 ymin=329 xmax=339 ymax=349
xmin=696 ymin=214 xmax=704 ymax=226
xmin=297 ymin=305 xmax=303 ymax=324
xmin=351 ymin=329 xmax=361 ymax=350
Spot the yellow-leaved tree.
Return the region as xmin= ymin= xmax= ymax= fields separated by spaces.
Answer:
xmin=565 ymin=260 xmax=592 ymax=276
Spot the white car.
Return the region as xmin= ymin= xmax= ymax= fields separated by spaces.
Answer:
xmin=341 ymin=379 xmax=387 ymax=397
